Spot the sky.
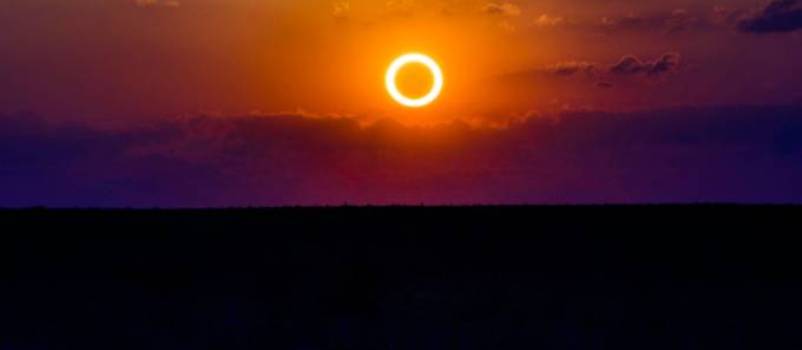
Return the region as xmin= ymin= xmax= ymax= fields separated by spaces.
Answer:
xmin=1 ymin=0 xmax=802 ymax=206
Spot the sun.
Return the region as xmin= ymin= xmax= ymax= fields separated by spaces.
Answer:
xmin=385 ymin=53 xmax=444 ymax=108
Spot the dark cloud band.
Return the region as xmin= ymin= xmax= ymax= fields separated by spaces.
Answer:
xmin=2 ymin=105 xmax=801 ymax=206
xmin=738 ymin=0 xmax=802 ymax=33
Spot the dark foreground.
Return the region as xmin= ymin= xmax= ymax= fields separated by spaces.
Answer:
xmin=2 ymin=206 xmax=802 ymax=349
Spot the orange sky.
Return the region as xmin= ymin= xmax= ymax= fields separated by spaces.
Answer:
xmin=1 ymin=0 xmax=801 ymax=124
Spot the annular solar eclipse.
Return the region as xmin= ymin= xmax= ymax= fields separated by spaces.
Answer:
xmin=385 ymin=53 xmax=444 ymax=108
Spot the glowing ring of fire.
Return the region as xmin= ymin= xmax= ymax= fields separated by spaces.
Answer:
xmin=385 ymin=53 xmax=444 ymax=108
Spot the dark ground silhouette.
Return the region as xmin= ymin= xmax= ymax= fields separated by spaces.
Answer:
xmin=1 ymin=206 xmax=801 ymax=349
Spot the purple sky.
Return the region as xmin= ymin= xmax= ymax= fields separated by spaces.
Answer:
xmin=2 ymin=106 xmax=802 ymax=206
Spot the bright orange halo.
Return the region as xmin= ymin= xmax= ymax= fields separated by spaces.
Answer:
xmin=385 ymin=53 xmax=444 ymax=108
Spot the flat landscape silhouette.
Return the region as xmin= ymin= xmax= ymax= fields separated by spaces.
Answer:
xmin=2 ymin=206 xmax=801 ymax=349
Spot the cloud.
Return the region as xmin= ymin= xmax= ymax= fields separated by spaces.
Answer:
xmin=481 ymin=2 xmax=522 ymax=32
xmin=712 ymin=6 xmax=748 ymax=26
xmin=520 ymin=8 xmax=753 ymax=34
xmin=532 ymin=14 xmax=564 ymax=28
xmin=497 ymin=20 xmax=517 ymax=32
xmin=545 ymin=61 xmax=597 ymax=77
xmin=132 ymin=0 xmax=179 ymax=8
xmin=482 ymin=2 xmax=521 ymax=17
xmin=738 ymin=0 xmax=802 ymax=33
xmin=384 ymin=0 xmax=417 ymax=16
xmin=506 ymin=53 xmax=681 ymax=87
xmin=2 ymin=106 xmax=802 ymax=206
xmin=332 ymin=1 xmax=350 ymax=20
xmin=609 ymin=53 xmax=681 ymax=77
xmin=599 ymin=9 xmax=704 ymax=34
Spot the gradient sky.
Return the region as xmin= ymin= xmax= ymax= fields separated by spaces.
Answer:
xmin=2 ymin=0 xmax=802 ymax=206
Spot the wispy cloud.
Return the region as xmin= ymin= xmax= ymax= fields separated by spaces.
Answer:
xmin=532 ymin=14 xmax=564 ymax=28
xmin=598 ymin=9 xmax=706 ymax=34
xmin=331 ymin=0 xmax=350 ymax=19
xmin=384 ymin=0 xmax=417 ymax=16
xmin=505 ymin=53 xmax=682 ymax=86
xmin=482 ymin=2 xmax=521 ymax=17
xmin=482 ymin=2 xmax=522 ymax=32
xmin=132 ymin=0 xmax=179 ymax=8
xmin=610 ymin=53 xmax=681 ymax=77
